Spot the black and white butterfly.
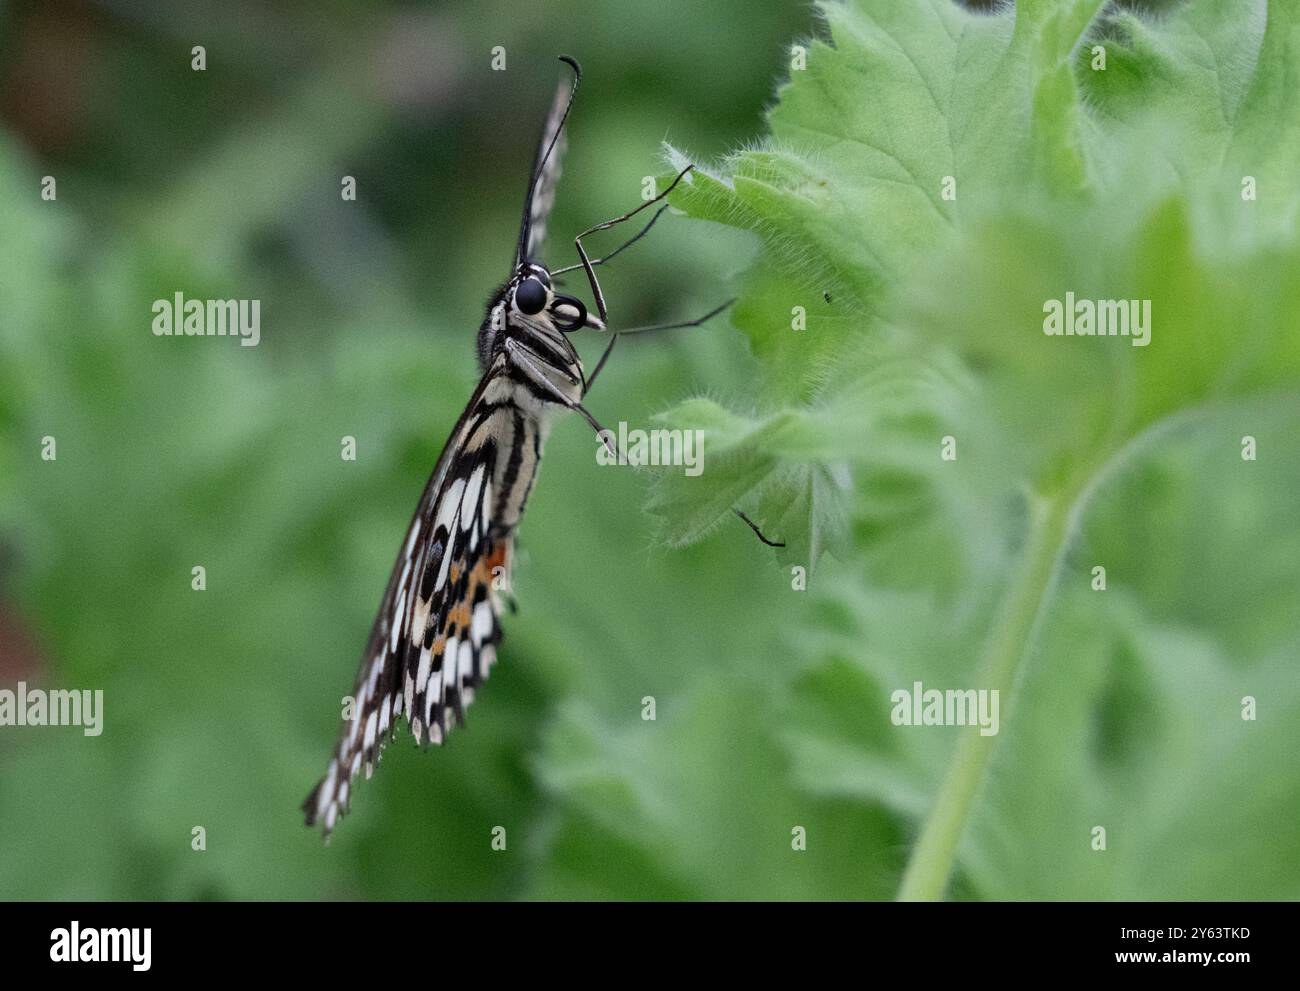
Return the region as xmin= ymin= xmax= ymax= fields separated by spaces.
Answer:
xmin=303 ymin=55 xmax=769 ymax=839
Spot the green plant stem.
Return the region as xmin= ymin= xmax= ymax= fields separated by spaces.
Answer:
xmin=896 ymin=489 xmax=1076 ymax=901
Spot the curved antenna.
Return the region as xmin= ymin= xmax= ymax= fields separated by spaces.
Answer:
xmin=514 ymin=55 xmax=582 ymax=269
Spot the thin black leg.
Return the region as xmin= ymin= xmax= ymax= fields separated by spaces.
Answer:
xmin=583 ymin=298 xmax=734 ymax=396
xmin=551 ymin=205 xmax=669 ymax=277
xmin=573 ymin=165 xmax=695 ymax=324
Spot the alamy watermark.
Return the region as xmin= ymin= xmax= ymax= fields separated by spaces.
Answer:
xmin=50 ymin=922 xmax=150 ymax=971
xmin=890 ymin=681 xmax=999 ymax=737
xmin=152 ymin=292 xmax=261 ymax=347
xmin=596 ymin=421 xmax=704 ymax=476
xmin=0 ymin=682 xmax=103 ymax=736
xmin=1043 ymin=292 xmax=1150 ymax=347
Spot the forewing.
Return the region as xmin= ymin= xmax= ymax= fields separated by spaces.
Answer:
xmin=516 ymin=68 xmax=575 ymax=267
xmin=303 ymin=362 xmax=516 ymax=839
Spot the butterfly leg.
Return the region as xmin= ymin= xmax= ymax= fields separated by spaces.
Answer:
xmin=584 ymin=298 xmax=735 ymax=396
xmin=503 ymin=338 xmax=620 ymax=459
xmin=733 ymin=509 xmax=785 ymax=548
xmin=572 ymin=165 xmax=695 ymax=324
xmin=551 ymin=205 xmax=669 ymax=278
xmin=577 ymin=307 xmax=785 ymax=549
xmin=566 ymin=171 xmax=785 ymax=550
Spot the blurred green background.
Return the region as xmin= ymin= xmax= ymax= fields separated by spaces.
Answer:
xmin=0 ymin=0 xmax=835 ymax=900
xmin=1 ymin=0 xmax=1298 ymax=901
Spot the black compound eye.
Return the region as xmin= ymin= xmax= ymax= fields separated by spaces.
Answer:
xmin=514 ymin=277 xmax=547 ymax=315
xmin=533 ymin=268 xmax=551 ymax=288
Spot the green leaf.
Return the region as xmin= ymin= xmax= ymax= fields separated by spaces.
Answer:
xmin=532 ymin=686 xmax=903 ymax=900
xmin=654 ymin=0 xmax=1300 ymax=900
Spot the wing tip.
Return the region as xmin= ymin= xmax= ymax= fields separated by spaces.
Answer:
xmin=301 ymin=783 xmax=320 ymax=827
xmin=302 ymin=766 xmax=342 ymax=841
xmin=557 ymin=54 xmax=582 ymax=81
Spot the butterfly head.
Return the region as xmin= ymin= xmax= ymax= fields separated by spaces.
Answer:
xmin=477 ymin=262 xmax=604 ymax=370
xmin=510 ymin=263 xmax=604 ymax=332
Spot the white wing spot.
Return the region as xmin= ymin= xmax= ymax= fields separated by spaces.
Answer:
xmin=423 ymin=677 xmax=437 ymax=726
xmin=317 ymin=760 xmax=338 ymax=820
xmin=391 ymin=557 xmax=414 ymax=652
xmin=417 ymin=645 xmax=432 ymax=693
xmin=436 ymin=479 xmax=466 ymax=534
xmin=389 ymin=590 xmax=407 ymax=653
xmin=411 ymin=595 xmax=431 ymax=647
xmin=457 ymin=639 xmax=473 ymax=689
xmin=460 ymin=464 xmax=485 ymax=531
xmin=434 ymin=535 xmax=454 ymax=591
xmin=472 ymin=601 xmax=494 ymax=646
xmin=444 ymin=637 xmax=459 ymax=693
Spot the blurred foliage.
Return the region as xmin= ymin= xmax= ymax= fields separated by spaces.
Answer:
xmin=1 ymin=0 xmax=1298 ymax=902
xmin=656 ymin=0 xmax=1300 ymax=899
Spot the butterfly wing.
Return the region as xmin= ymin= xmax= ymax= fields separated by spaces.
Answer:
xmin=304 ymin=357 xmax=528 ymax=838
xmin=306 ymin=56 xmax=582 ymax=841
xmin=515 ymin=59 xmax=579 ymax=267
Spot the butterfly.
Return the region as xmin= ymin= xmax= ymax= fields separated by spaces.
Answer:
xmin=303 ymin=55 xmax=774 ymax=840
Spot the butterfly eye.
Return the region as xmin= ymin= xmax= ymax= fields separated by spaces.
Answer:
xmin=514 ymin=277 xmax=547 ymax=315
